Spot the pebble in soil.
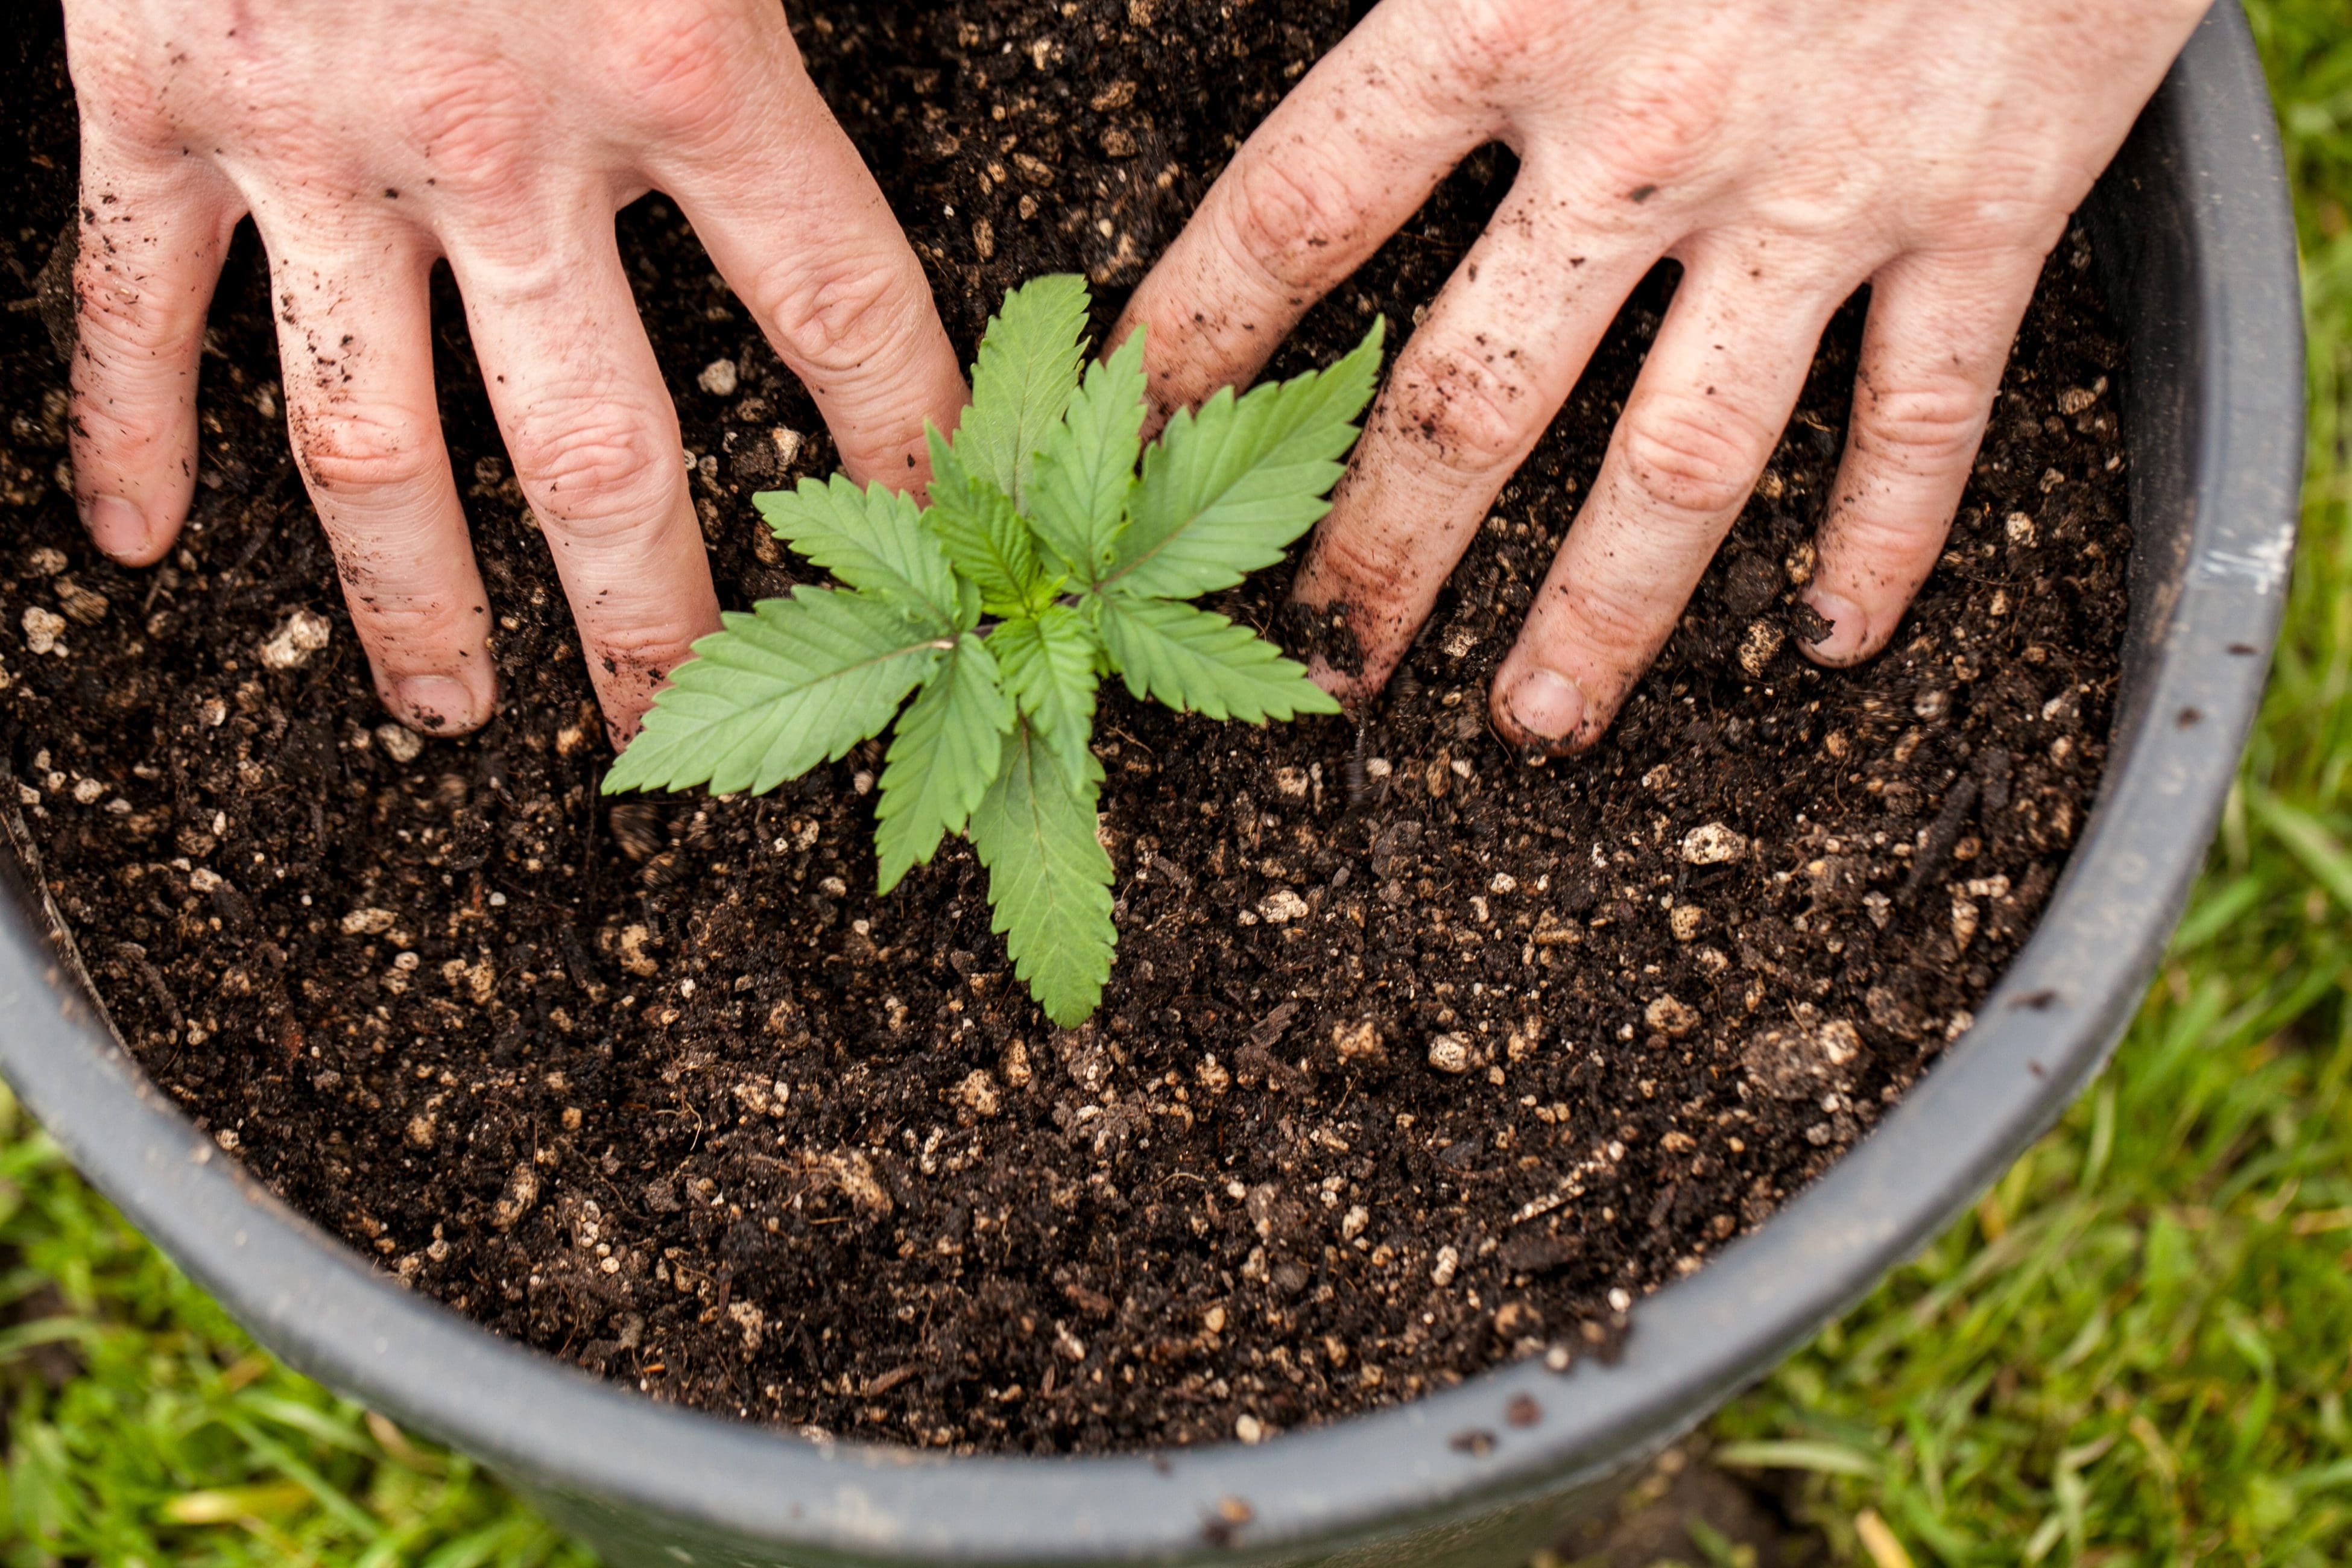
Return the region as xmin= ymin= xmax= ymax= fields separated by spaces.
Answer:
xmin=0 ymin=1 xmax=2130 ymax=1453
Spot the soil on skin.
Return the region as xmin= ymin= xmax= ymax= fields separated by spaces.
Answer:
xmin=0 ymin=3 xmax=2132 ymax=1453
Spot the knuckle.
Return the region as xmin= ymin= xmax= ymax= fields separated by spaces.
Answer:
xmin=67 ymin=36 xmax=181 ymax=150
xmin=1923 ymin=197 xmax=2028 ymax=247
xmin=619 ymin=4 xmax=757 ymax=138
xmin=1571 ymin=576 xmax=1665 ymax=658
xmin=292 ymin=407 xmax=440 ymax=495
xmin=1914 ymin=174 xmax=2076 ymax=251
xmin=73 ymin=248 xmax=187 ymax=356
xmin=1820 ymin=507 xmax=1947 ymax=576
xmin=595 ymin=618 xmax=703 ymax=679
xmin=755 ymin=249 xmax=928 ymax=381
xmin=347 ymin=590 xmax=473 ymax=665
xmin=1221 ymin=148 xmax=1369 ymax=292
xmin=66 ymin=271 xmax=195 ymax=460
xmin=1613 ymin=393 xmax=1766 ymax=520
xmin=68 ymin=393 xmax=174 ymax=467
xmin=1579 ymin=57 xmax=1727 ymax=198
xmin=399 ymin=62 xmax=539 ymax=198
xmin=506 ymin=396 xmax=678 ymax=525
xmin=68 ymin=363 xmax=182 ymax=461
xmin=1554 ymin=571 xmax=1665 ymax=663
xmin=1738 ymin=172 xmax=1876 ymax=247
xmin=1814 ymin=513 xmax=1943 ymax=616
xmin=1381 ymin=356 xmax=1534 ymax=479
xmin=460 ymin=248 xmax=574 ymax=317
xmin=1309 ymin=519 xmax=1418 ymax=605
xmin=1853 ymin=374 xmax=1988 ymax=470
xmin=1426 ymin=0 xmax=1539 ymax=92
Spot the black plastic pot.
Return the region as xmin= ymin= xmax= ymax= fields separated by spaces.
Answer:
xmin=0 ymin=7 xmax=2303 ymax=1566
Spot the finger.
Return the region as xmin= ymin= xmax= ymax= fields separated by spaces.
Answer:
xmin=67 ymin=131 xmax=238 ymax=565
xmin=446 ymin=226 xmax=720 ymax=739
xmin=640 ymin=19 xmax=966 ymax=485
xmin=256 ymin=227 xmax=496 ymax=733
xmin=1800 ymin=248 xmax=2043 ymax=665
xmin=1288 ymin=175 xmax=1655 ymax=693
xmin=1110 ymin=2 xmax=1499 ymax=416
xmin=1491 ymin=259 xmax=1847 ymax=753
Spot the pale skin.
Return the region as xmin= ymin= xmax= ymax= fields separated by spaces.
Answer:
xmin=60 ymin=0 xmax=968 ymax=739
xmin=63 ymin=0 xmax=2208 ymax=750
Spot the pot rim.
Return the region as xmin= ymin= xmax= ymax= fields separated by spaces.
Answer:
xmin=0 ymin=5 xmax=2302 ymax=1562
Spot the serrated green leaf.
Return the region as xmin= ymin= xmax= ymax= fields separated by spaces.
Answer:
xmin=874 ymin=633 xmax=1013 ymax=892
xmin=1028 ymin=327 xmax=1148 ymax=582
xmin=990 ymin=605 xmax=1100 ymax=774
xmin=604 ymin=588 xmax=946 ymax=798
xmin=924 ymin=438 xmax=1051 ymax=614
xmin=1095 ymin=593 xmax=1342 ymax=723
xmin=1104 ymin=317 xmax=1385 ymax=599
xmin=968 ymin=719 xmax=1115 ymax=1026
xmin=952 ymin=273 xmax=1090 ymax=509
xmin=753 ymin=475 xmax=969 ymax=631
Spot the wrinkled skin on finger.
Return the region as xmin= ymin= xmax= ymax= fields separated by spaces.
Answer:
xmin=61 ymin=0 xmax=968 ymax=738
xmin=1116 ymin=0 xmax=2208 ymax=754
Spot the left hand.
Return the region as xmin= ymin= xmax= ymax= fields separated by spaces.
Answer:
xmin=1112 ymin=0 xmax=2204 ymax=753
xmin=60 ymin=0 xmax=968 ymax=741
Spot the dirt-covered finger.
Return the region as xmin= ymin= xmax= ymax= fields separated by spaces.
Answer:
xmin=1491 ymin=260 xmax=1846 ymax=753
xmin=1288 ymin=180 xmax=1651 ymax=699
xmin=66 ymin=132 xmax=238 ymax=566
xmin=645 ymin=19 xmax=967 ymax=487
xmin=448 ymin=227 xmax=720 ymax=740
xmin=1801 ymin=248 xmax=2043 ymax=666
xmin=1111 ymin=1 xmax=1496 ymax=418
xmin=259 ymin=230 xmax=496 ymax=735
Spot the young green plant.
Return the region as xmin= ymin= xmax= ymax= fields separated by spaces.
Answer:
xmin=605 ymin=276 xmax=1383 ymax=1025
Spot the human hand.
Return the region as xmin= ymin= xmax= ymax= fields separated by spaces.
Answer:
xmin=62 ymin=0 xmax=967 ymax=738
xmin=1115 ymin=0 xmax=2205 ymax=753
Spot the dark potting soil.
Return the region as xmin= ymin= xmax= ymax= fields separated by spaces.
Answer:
xmin=0 ymin=2 xmax=2131 ymax=1453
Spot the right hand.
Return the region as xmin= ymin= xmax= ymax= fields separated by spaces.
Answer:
xmin=61 ymin=0 xmax=969 ymax=738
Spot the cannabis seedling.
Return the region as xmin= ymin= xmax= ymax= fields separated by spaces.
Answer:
xmin=606 ymin=276 xmax=1383 ymax=1025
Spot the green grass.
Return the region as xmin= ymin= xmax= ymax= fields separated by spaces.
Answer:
xmin=0 ymin=1076 xmax=593 ymax=1567
xmin=4 ymin=4 xmax=2349 ymax=1563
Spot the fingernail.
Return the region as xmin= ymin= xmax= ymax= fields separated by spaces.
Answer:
xmin=1501 ymin=666 xmax=1587 ymax=745
xmin=1801 ymin=589 xmax=1868 ymax=663
xmin=80 ymin=495 xmax=150 ymax=560
xmin=394 ymin=675 xmax=485 ymax=734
